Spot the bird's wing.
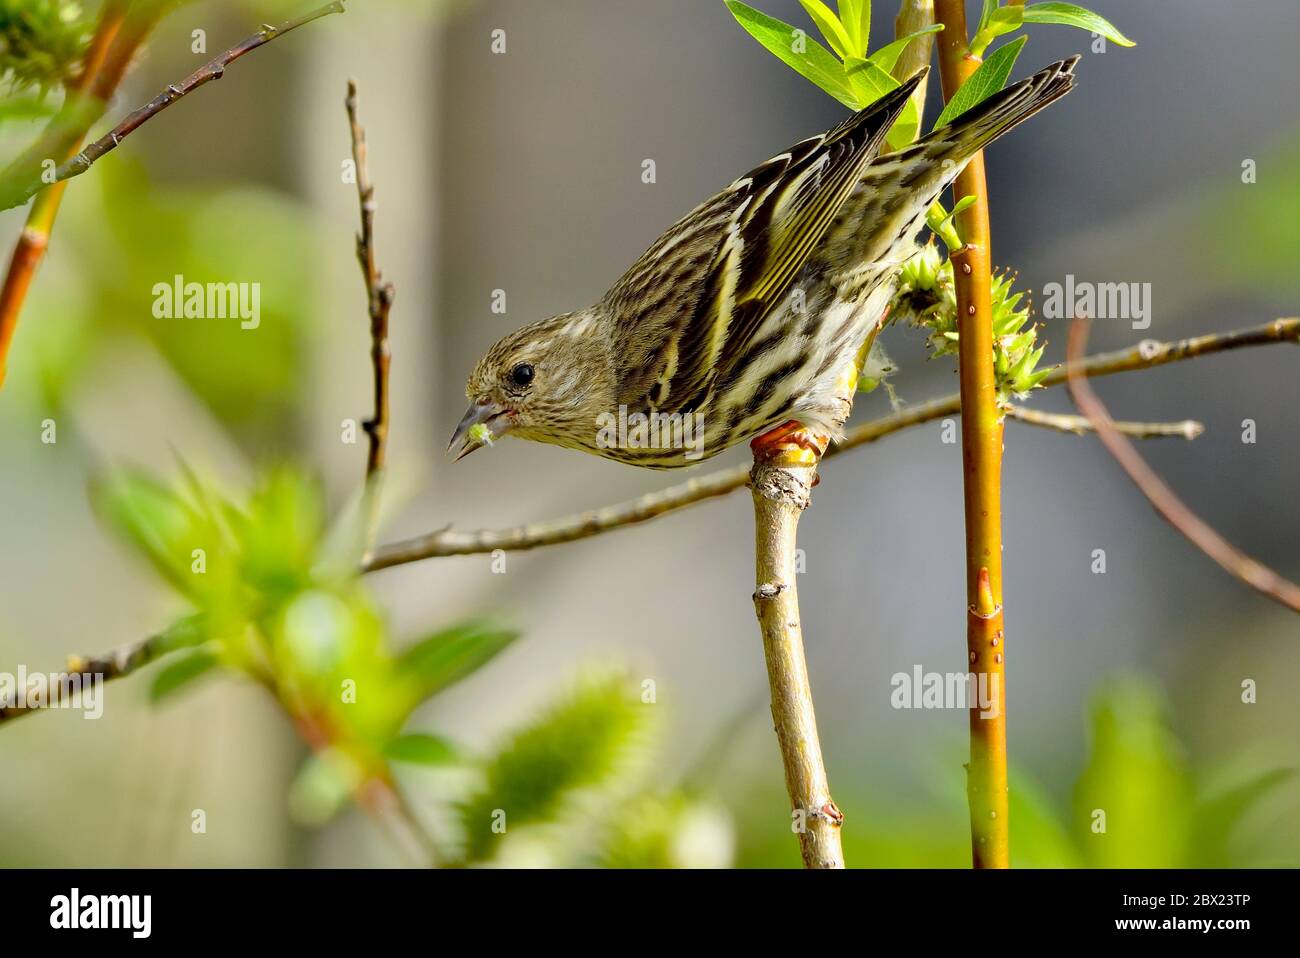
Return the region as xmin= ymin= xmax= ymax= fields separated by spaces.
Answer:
xmin=604 ymin=72 xmax=923 ymax=415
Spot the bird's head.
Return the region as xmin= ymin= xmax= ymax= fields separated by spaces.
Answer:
xmin=449 ymin=309 xmax=612 ymax=460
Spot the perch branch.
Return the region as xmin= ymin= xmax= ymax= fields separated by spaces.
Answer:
xmin=365 ymin=319 xmax=1296 ymax=569
xmin=3 ymin=320 xmax=1295 ymax=725
xmin=1066 ymin=318 xmax=1300 ymax=614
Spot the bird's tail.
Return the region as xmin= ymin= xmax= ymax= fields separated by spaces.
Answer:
xmin=923 ymin=54 xmax=1079 ymax=159
xmin=822 ymin=57 xmax=1079 ymax=276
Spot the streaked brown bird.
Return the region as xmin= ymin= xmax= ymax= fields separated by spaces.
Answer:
xmin=451 ymin=57 xmax=1078 ymax=468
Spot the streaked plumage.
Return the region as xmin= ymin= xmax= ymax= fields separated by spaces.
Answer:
xmin=452 ymin=57 xmax=1079 ymax=468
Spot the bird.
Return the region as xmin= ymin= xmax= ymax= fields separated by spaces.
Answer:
xmin=450 ymin=57 xmax=1079 ymax=469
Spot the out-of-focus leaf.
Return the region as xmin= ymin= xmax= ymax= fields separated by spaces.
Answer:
xmin=385 ymin=732 xmax=459 ymax=766
xmin=1021 ymin=2 xmax=1134 ymax=47
xmin=1073 ymin=678 xmax=1193 ymax=867
xmin=288 ymin=749 xmax=363 ymax=827
xmin=91 ymin=471 xmax=208 ymax=598
xmin=397 ymin=621 xmax=520 ymax=700
xmin=1190 ymin=768 xmax=1295 ymax=867
xmin=148 ymin=648 xmax=219 ymax=703
xmin=1009 ymin=768 xmax=1082 ymax=867
xmin=798 ymin=0 xmax=853 ymax=59
xmin=457 ymin=676 xmax=648 ymax=863
xmin=933 ymin=34 xmax=1027 ymax=129
xmin=724 ymin=0 xmax=856 ymax=106
xmin=598 ymin=794 xmax=735 ymax=869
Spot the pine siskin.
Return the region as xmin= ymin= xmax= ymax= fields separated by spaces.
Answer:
xmin=451 ymin=57 xmax=1078 ymax=469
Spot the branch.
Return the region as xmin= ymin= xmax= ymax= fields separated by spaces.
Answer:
xmin=1005 ymin=404 xmax=1202 ymax=440
xmin=346 ymin=79 xmax=395 ymax=481
xmin=0 ymin=0 xmax=157 ymax=386
xmin=365 ymin=319 xmax=1297 ymax=569
xmin=0 ymin=1 xmax=348 ymax=212
xmin=1066 ymin=319 xmax=1300 ymax=614
xmin=935 ymin=0 xmax=1009 ymax=868
xmin=5 ymin=320 xmax=1296 ymax=725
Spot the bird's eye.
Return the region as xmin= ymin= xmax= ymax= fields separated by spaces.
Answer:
xmin=509 ymin=363 xmax=535 ymax=388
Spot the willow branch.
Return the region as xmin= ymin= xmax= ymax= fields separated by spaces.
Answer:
xmin=4 ymin=320 xmax=1295 ymax=726
xmin=0 ymin=1 xmax=348 ymax=212
xmin=935 ymin=0 xmax=1009 ymax=869
xmin=1066 ymin=319 xmax=1300 ymax=613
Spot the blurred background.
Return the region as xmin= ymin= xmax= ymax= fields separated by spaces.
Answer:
xmin=1 ymin=0 xmax=1297 ymax=867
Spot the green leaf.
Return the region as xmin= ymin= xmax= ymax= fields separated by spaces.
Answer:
xmin=397 ymin=621 xmax=520 ymax=699
xmin=1022 ymin=2 xmax=1135 ymax=46
xmin=457 ymin=676 xmax=648 ymax=863
xmin=843 ymin=57 xmax=920 ymax=150
xmin=724 ymin=1 xmax=857 ymax=106
xmin=1191 ymin=768 xmax=1295 ymax=867
xmin=1073 ymin=678 xmax=1193 ymax=867
xmin=385 ymin=732 xmax=459 ymax=766
xmin=836 ymin=0 xmax=866 ymax=55
xmin=971 ymin=5 xmax=1025 ymax=58
xmin=149 ymin=649 xmax=219 ymax=703
xmin=933 ymin=34 xmax=1027 ymax=130
xmin=799 ymin=0 xmax=853 ymax=60
xmin=867 ymin=24 xmax=944 ymax=75
xmin=843 ymin=55 xmax=898 ymax=107
xmin=976 ymin=0 xmax=1000 ymax=35
xmin=91 ymin=471 xmax=209 ymax=598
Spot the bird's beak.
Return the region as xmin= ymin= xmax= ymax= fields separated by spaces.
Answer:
xmin=447 ymin=400 xmax=512 ymax=461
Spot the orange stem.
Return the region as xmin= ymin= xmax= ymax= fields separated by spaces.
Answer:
xmin=0 ymin=1 xmax=160 ymax=386
xmin=934 ymin=0 xmax=1010 ymax=869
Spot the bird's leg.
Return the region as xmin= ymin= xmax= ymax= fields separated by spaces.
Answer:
xmin=750 ymin=420 xmax=829 ymax=472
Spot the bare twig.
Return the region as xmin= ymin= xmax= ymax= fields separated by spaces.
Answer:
xmin=1066 ymin=318 xmax=1300 ymax=614
xmin=1006 ymin=404 xmax=1202 ymax=439
xmin=0 ymin=1 xmax=348 ymax=212
xmin=5 ymin=320 xmax=1296 ymax=724
xmin=346 ymin=79 xmax=395 ymax=483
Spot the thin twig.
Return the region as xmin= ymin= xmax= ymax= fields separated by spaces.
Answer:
xmin=346 ymin=79 xmax=395 ymax=482
xmin=365 ymin=319 xmax=1297 ymax=569
xmin=1005 ymin=404 xmax=1202 ymax=439
xmin=0 ymin=1 xmax=348 ymax=212
xmin=4 ymin=321 xmax=1295 ymax=725
xmin=1066 ymin=318 xmax=1300 ymax=614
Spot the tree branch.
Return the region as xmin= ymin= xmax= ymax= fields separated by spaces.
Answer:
xmin=4 ymin=320 xmax=1295 ymax=725
xmin=1066 ymin=318 xmax=1300 ymax=614
xmin=0 ymin=1 xmax=348 ymax=212
xmin=347 ymin=78 xmax=394 ymax=480
xmin=365 ymin=319 xmax=1297 ymax=569
xmin=1005 ymin=404 xmax=1202 ymax=439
